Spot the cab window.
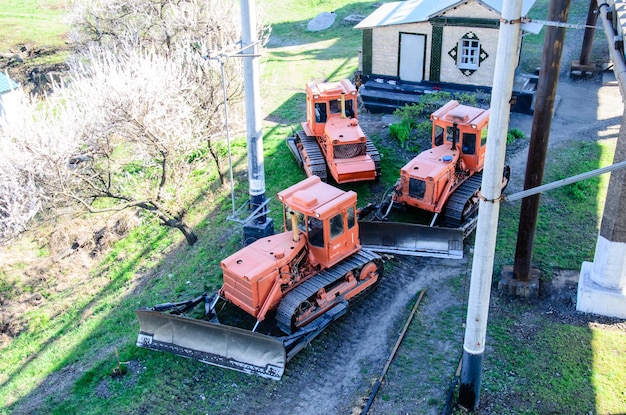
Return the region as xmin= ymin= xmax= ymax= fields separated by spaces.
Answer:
xmin=345 ymin=99 xmax=355 ymax=117
xmin=315 ymin=103 xmax=327 ymax=123
xmin=446 ymin=126 xmax=456 ymax=143
xmin=347 ymin=207 xmax=355 ymax=229
xmin=462 ymin=133 xmax=476 ymax=154
xmin=330 ymin=213 xmax=344 ymax=239
xmin=434 ymin=125 xmax=444 ymax=146
xmin=308 ymin=217 xmax=324 ymax=247
xmin=284 ymin=206 xmax=305 ymax=232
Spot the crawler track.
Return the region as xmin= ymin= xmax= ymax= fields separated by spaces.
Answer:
xmin=366 ymin=138 xmax=381 ymax=179
xmin=276 ymin=249 xmax=383 ymax=334
xmin=444 ymin=173 xmax=483 ymax=227
xmin=296 ymin=130 xmax=328 ymax=181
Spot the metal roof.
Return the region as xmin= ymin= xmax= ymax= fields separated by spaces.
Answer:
xmin=0 ymin=72 xmax=19 ymax=94
xmin=355 ymin=0 xmax=537 ymax=29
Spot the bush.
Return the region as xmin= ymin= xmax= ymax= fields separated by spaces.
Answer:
xmin=507 ymin=128 xmax=525 ymax=144
xmin=390 ymin=91 xmax=483 ymax=150
xmin=389 ymin=122 xmax=411 ymax=148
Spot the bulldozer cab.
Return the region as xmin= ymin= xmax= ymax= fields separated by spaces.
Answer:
xmin=431 ymin=100 xmax=489 ymax=173
xmin=301 ymin=79 xmax=377 ymax=184
xmin=278 ymin=176 xmax=360 ymax=268
xmin=393 ymin=101 xmax=489 ymax=214
xmin=305 ymin=79 xmax=358 ymax=137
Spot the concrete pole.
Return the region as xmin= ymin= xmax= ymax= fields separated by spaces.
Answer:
xmin=458 ymin=0 xmax=523 ymax=410
xmin=577 ymin=2 xmax=626 ymax=318
xmin=241 ymin=0 xmax=273 ymax=243
xmin=510 ymin=0 xmax=570 ymax=286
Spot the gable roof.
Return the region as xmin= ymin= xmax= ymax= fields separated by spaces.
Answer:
xmin=355 ymin=0 xmax=537 ymax=29
xmin=0 ymin=72 xmax=19 ymax=94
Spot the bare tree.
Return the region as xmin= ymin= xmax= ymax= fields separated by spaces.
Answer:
xmin=67 ymin=0 xmax=255 ymax=184
xmin=2 ymin=48 xmax=223 ymax=245
xmin=0 ymin=0 xmax=271 ymax=245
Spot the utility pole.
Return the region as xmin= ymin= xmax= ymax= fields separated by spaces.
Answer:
xmin=571 ymin=0 xmax=599 ymax=76
xmin=241 ymin=0 xmax=273 ymax=243
xmin=577 ymin=2 xmax=626 ymax=319
xmin=500 ymin=0 xmax=571 ymax=296
xmin=458 ymin=0 xmax=523 ymax=410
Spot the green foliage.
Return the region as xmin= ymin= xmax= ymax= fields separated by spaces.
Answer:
xmin=389 ymin=91 xmax=483 ymax=150
xmin=389 ymin=122 xmax=411 ymax=148
xmin=506 ymin=128 xmax=525 ymax=144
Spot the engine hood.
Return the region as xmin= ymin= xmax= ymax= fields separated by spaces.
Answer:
xmin=401 ymin=144 xmax=458 ymax=181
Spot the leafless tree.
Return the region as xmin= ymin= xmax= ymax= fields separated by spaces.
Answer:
xmin=1 ymin=47 xmax=228 ymax=245
xmin=0 ymin=115 xmax=42 ymax=241
xmin=68 ymin=0 xmax=264 ymax=184
xmin=0 ymin=0 xmax=274 ymax=245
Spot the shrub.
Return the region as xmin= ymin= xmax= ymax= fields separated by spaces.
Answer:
xmin=507 ymin=128 xmax=526 ymax=144
xmin=389 ymin=122 xmax=411 ymax=148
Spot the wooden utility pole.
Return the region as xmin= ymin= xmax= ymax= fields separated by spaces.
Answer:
xmin=502 ymin=0 xmax=570 ymax=295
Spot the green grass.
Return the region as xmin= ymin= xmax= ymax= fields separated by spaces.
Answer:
xmin=496 ymin=138 xmax=615 ymax=272
xmin=520 ymin=0 xmax=609 ymax=72
xmin=483 ymin=299 xmax=626 ymax=414
xmin=0 ymin=0 xmax=68 ymax=64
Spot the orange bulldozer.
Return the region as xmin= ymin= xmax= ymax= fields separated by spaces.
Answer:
xmin=136 ymin=176 xmax=383 ymax=379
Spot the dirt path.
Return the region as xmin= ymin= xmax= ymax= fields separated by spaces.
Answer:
xmin=237 ymin=255 xmax=470 ymax=415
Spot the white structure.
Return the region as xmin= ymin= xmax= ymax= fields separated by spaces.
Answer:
xmin=576 ymin=0 xmax=626 ymax=319
xmin=578 ymin=236 xmax=626 ymax=319
xmin=355 ymin=0 xmax=537 ymax=88
xmin=0 ymin=72 xmax=21 ymax=125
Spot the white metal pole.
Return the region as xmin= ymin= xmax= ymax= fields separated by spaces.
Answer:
xmin=241 ymin=0 xmax=267 ymax=223
xmin=458 ymin=0 xmax=524 ymax=409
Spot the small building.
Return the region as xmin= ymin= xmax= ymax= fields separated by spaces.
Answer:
xmin=0 ymin=72 xmax=21 ymax=124
xmin=354 ymin=0 xmax=538 ymax=113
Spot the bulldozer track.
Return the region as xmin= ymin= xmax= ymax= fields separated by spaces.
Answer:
xmin=366 ymin=138 xmax=381 ymax=178
xmin=444 ymin=173 xmax=483 ymax=227
xmin=276 ymin=249 xmax=382 ymax=334
xmin=297 ymin=131 xmax=328 ymax=181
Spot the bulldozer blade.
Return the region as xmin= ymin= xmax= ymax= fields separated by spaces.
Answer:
xmin=359 ymin=220 xmax=465 ymax=259
xmin=286 ymin=135 xmax=304 ymax=168
xmin=136 ymin=309 xmax=286 ymax=380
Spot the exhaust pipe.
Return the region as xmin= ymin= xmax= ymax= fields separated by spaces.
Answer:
xmin=290 ymin=211 xmax=299 ymax=242
xmin=341 ymin=93 xmax=346 ymax=118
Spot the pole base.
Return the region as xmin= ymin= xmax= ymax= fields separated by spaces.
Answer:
xmin=459 ymin=349 xmax=483 ymax=410
xmin=577 ymin=261 xmax=626 ymax=319
xmin=570 ymin=60 xmax=601 ymax=79
xmin=498 ymin=265 xmax=540 ymax=298
xmin=243 ymin=218 xmax=274 ymax=246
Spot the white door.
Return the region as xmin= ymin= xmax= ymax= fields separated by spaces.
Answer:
xmin=399 ymin=33 xmax=426 ymax=82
